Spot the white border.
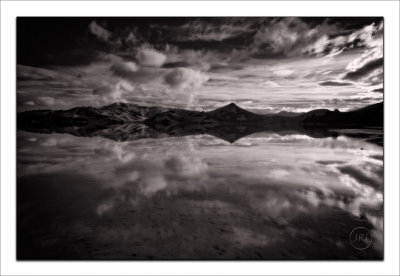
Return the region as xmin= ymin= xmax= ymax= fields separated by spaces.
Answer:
xmin=1 ymin=1 xmax=399 ymax=275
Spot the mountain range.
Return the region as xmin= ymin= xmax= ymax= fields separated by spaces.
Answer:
xmin=17 ymin=101 xmax=383 ymax=144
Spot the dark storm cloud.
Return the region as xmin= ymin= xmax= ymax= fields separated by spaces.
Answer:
xmin=148 ymin=18 xmax=259 ymax=50
xmin=17 ymin=65 xmax=59 ymax=81
xmin=369 ymin=154 xmax=383 ymax=161
xmin=316 ymin=160 xmax=346 ymax=165
xmin=366 ymin=72 xmax=383 ymax=86
xmin=337 ymin=164 xmax=382 ymax=189
xmin=17 ymin=17 xmax=383 ymax=67
xmin=250 ymin=18 xmax=332 ymax=57
xmin=372 ymin=88 xmax=383 ymax=93
xmin=343 ymin=57 xmax=383 ymax=81
xmin=148 ymin=17 xmax=382 ymax=60
xmin=250 ymin=52 xmax=286 ymax=59
xmin=17 ymin=18 xmax=109 ymax=66
xmin=163 ymin=61 xmax=191 ymax=68
xmin=167 ymin=40 xmax=236 ymax=52
xmin=208 ymin=63 xmax=244 ymax=73
xmin=250 ymin=18 xmax=383 ymax=59
xmin=319 ymin=81 xmax=353 ymax=86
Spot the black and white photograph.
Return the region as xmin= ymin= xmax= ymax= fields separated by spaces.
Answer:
xmin=1 ymin=0 xmax=399 ymax=274
xmin=15 ymin=16 xmax=385 ymax=261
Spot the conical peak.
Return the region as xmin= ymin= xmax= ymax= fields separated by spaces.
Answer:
xmin=107 ymin=102 xmax=124 ymax=108
xmin=223 ymin=103 xmax=240 ymax=109
xmin=213 ymin=102 xmax=248 ymax=113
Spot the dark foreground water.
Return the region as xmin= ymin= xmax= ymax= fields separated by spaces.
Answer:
xmin=17 ymin=128 xmax=383 ymax=260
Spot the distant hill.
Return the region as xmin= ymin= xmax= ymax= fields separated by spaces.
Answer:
xmin=300 ymin=102 xmax=383 ymax=127
xmin=145 ymin=103 xmax=302 ymax=127
xmin=206 ymin=103 xmax=265 ymax=122
xmin=17 ymin=102 xmax=169 ymax=129
xmin=17 ymin=101 xmax=383 ymax=145
xmin=18 ymin=101 xmax=383 ymax=135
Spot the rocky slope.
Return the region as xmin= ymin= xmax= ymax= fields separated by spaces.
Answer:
xmin=17 ymin=102 xmax=169 ymax=128
xmin=18 ymin=101 xmax=383 ymax=136
xmin=17 ymin=101 xmax=383 ymax=144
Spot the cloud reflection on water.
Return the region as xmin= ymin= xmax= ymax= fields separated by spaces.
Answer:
xmin=17 ymin=130 xmax=383 ymax=259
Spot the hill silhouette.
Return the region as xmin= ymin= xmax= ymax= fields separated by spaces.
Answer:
xmin=17 ymin=101 xmax=383 ymax=144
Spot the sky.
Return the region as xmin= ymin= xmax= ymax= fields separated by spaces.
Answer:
xmin=17 ymin=17 xmax=383 ymax=113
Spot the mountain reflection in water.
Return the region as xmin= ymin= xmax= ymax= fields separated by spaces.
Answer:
xmin=17 ymin=128 xmax=383 ymax=260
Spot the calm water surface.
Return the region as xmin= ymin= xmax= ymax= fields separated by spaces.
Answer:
xmin=17 ymin=129 xmax=383 ymax=260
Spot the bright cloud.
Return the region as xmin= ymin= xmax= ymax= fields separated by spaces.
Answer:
xmin=89 ymin=21 xmax=111 ymax=41
xmin=136 ymin=47 xmax=167 ymax=67
xmin=164 ymin=68 xmax=209 ymax=90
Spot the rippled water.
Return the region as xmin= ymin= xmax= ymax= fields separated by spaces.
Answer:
xmin=17 ymin=129 xmax=383 ymax=260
